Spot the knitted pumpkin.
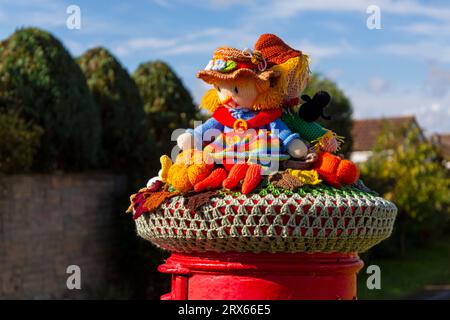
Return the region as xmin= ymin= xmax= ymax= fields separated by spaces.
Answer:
xmin=167 ymin=150 xmax=214 ymax=193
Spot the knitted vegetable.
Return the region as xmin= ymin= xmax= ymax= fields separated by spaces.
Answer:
xmin=223 ymin=163 xmax=249 ymax=189
xmin=167 ymin=150 xmax=214 ymax=193
xmin=313 ymin=152 xmax=359 ymax=187
xmin=337 ymin=159 xmax=360 ymax=185
xmin=167 ymin=164 xmax=192 ymax=192
xmin=194 ymin=168 xmax=227 ymax=192
xmin=241 ymin=164 xmax=262 ymax=195
xmin=159 ymin=155 xmax=173 ymax=182
xmin=188 ymin=164 xmax=211 ymax=186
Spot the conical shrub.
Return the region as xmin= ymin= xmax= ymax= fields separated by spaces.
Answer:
xmin=0 ymin=27 xmax=101 ymax=171
xmin=133 ymin=61 xmax=199 ymax=154
xmin=78 ymin=47 xmax=155 ymax=173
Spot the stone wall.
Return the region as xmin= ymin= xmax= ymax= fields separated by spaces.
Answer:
xmin=0 ymin=173 xmax=129 ymax=299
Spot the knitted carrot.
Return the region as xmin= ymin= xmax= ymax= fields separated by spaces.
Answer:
xmin=223 ymin=163 xmax=249 ymax=189
xmin=241 ymin=164 xmax=262 ymax=195
xmin=194 ymin=168 xmax=227 ymax=192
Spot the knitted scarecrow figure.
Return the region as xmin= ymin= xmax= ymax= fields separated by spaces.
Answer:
xmin=176 ymin=46 xmax=309 ymax=194
xmin=127 ymin=34 xmax=397 ymax=264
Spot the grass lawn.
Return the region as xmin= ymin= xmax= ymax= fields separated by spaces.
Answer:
xmin=357 ymin=238 xmax=450 ymax=299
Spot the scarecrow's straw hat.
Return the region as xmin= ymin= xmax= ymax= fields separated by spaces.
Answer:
xmin=197 ymin=46 xmax=278 ymax=91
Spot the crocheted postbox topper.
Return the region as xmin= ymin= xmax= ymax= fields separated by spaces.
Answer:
xmin=128 ymin=34 xmax=397 ymax=254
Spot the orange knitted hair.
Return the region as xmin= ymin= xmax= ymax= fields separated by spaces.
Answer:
xmin=255 ymin=34 xmax=310 ymax=102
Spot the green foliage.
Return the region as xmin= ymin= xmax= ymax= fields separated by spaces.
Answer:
xmin=361 ymin=124 xmax=450 ymax=257
xmin=358 ymin=237 xmax=450 ymax=299
xmin=304 ymin=74 xmax=353 ymax=154
xmin=77 ymin=47 xmax=155 ymax=175
xmin=133 ymin=61 xmax=199 ymax=155
xmin=0 ymin=110 xmax=43 ymax=173
xmin=0 ymin=27 xmax=101 ymax=171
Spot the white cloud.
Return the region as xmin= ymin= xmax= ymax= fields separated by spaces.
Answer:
xmin=0 ymin=0 xmax=67 ymax=27
xmin=425 ymin=61 xmax=450 ymax=97
xmin=186 ymin=0 xmax=256 ymax=9
xmin=254 ymin=0 xmax=450 ymax=21
xmin=114 ymin=27 xmax=254 ymax=57
xmin=379 ymin=41 xmax=450 ymax=63
xmin=153 ymin=0 xmax=174 ymax=9
xmin=115 ymin=38 xmax=177 ymax=56
xmin=368 ymin=76 xmax=390 ymax=94
xmin=296 ymin=39 xmax=356 ymax=61
xmin=395 ymin=22 xmax=450 ymax=36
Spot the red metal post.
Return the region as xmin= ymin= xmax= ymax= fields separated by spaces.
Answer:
xmin=158 ymin=252 xmax=363 ymax=300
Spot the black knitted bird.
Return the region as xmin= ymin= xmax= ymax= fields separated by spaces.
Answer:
xmin=298 ymin=91 xmax=331 ymax=122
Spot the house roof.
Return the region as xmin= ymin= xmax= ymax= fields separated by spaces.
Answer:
xmin=351 ymin=116 xmax=420 ymax=152
xmin=431 ymin=133 xmax=450 ymax=160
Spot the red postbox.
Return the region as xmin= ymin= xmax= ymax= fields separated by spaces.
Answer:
xmin=134 ymin=191 xmax=397 ymax=300
xmin=158 ymin=252 xmax=363 ymax=300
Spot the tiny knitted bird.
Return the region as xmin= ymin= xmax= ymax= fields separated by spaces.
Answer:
xmin=298 ymin=91 xmax=331 ymax=122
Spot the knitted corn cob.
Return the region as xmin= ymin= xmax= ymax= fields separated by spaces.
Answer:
xmin=241 ymin=164 xmax=262 ymax=194
xmin=159 ymin=155 xmax=173 ymax=182
xmin=195 ymin=168 xmax=227 ymax=192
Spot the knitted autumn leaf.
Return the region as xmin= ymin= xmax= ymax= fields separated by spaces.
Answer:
xmin=286 ymin=169 xmax=322 ymax=186
xmin=128 ymin=188 xmax=178 ymax=219
xmin=269 ymin=171 xmax=304 ymax=191
xmin=185 ymin=190 xmax=219 ymax=212
xmin=142 ymin=190 xmax=176 ymax=214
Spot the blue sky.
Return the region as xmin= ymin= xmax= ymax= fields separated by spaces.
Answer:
xmin=1 ymin=0 xmax=450 ymax=133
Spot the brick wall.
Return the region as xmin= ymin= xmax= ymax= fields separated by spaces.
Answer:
xmin=0 ymin=173 xmax=130 ymax=299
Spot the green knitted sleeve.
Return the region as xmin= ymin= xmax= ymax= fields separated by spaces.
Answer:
xmin=281 ymin=112 xmax=328 ymax=142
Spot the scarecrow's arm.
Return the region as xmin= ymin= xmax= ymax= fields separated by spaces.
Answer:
xmin=281 ymin=112 xmax=342 ymax=153
xmin=269 ymin=118 xmax=301 ymax=151
xmin=184 ymin=118 xmax=224 ymax=150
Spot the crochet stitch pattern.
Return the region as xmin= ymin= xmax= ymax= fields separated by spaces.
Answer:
xmin=135 ymin=185 xmax=397 ymax=253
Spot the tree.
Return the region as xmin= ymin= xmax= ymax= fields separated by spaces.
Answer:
xmin=361 ymin=123 xmax=450 ymax=257
xmin=303 ymin=74 xmax=353 ymax=154
xmin=133 ymin=61 xmax=199 ymax=155
xmin=0 ymin=28 xmax=101 ymax=171
xmin=77 ymin=47 xmax=155 ymax=174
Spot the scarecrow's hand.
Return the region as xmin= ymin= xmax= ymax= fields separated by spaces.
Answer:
xmin=287 ymin=139 xmax=308 ymax=159
xmin=322 ymin=136 xmax=338 ymax=153
xmin=177 ymin=132 xmax=195 ymax=151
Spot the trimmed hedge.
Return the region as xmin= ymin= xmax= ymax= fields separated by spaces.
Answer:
xmin=0 ymin=110 xmax=43 ymax=173
xmin=133 ymin=61 xmax=199 ymax=154
xmin=77 ymin=47 xmax=155 ymax=173
xmin=0 ymin=27 xmax=101 ymax=171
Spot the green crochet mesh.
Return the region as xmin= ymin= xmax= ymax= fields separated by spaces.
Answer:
xmin=135 ymin=185 xmax=397 ymax=254
xmin=282 ymin=112 xmax=328 ymax=142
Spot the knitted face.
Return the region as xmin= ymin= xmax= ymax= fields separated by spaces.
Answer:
xmin=214 ymin=78 xmax=259 ymax=109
